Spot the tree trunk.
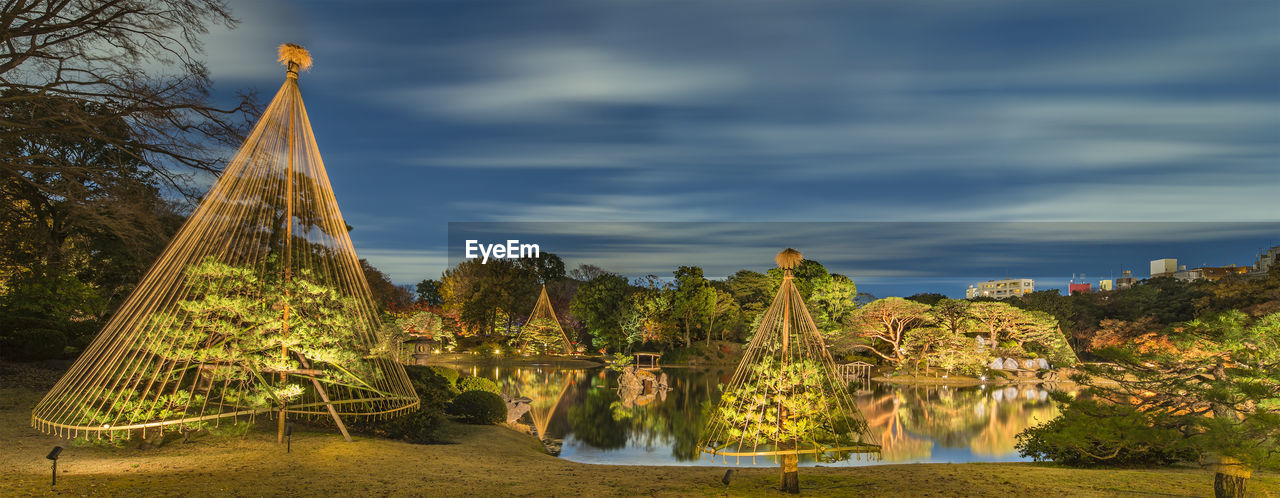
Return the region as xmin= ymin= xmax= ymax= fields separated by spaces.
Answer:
xmin=1212 ymin=456 xmax=1250 ymax=498
xmin=1214 ymin=473 xmax=1247 ymax=498
xmin=780 ymin=453 xmax=799 ymax=494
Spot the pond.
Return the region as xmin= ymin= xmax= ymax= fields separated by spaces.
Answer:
xmin=459 ymin=364 xmax=1064 ymax=467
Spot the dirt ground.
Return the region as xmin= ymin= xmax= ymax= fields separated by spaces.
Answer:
xmin=2 ymin=362 xmax=1277 ymax=497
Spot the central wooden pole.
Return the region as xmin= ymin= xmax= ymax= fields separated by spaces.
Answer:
xmin=779 ymin=272 xmax=799 ymax=494
xmin=278 ymin=64 xmax=298 ymax=445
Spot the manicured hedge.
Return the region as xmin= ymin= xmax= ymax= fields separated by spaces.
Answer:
xmin=457 ymin=376 xmax=501 ymax=395
xmin=447 ymin=390 xmax=506 ymax=425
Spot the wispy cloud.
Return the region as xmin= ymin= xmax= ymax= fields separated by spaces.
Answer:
xmin=386 ymin=45 xmax=742 ymax=121
xmin=202 ymin=0 xmax=1280 ymax=289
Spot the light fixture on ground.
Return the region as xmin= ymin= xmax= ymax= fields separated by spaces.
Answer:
xmin=46 ymin=446 xmax=62 ymax=486
xmin=285 ymin=421 xmax=294 ymax=453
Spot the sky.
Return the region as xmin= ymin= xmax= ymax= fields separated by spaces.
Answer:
xmin=193 ymin=0 xmax=1280 ymax=297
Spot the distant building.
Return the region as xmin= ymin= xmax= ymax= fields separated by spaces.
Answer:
xmin=1172 ymin=265 xmax=1202 ymax=282
xmin=1150 ymin=258 xmax=1178 ymax=278
xmin=1250 ymin=245 xmax=1280 ymax=277
xmin=1099 ymin=279 xmax=1114 ymax=291
xmin=966 ymin=278 xmax=1034 ymax=299
xmin=1195 ymin=265 xmax=1249 ymax=281
xmin=1116 ymin=270 xmax=1138 ymax=290
xmin=1068 ymin=283 xmax=1092 ymax=295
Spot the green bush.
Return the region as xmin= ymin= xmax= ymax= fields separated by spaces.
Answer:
xmin=367 ymin=405 xmax=447 ymax=443
xmin=350 ymin=365 xmax=456 ymax=443
xmin=405 ymin=365 xmax=461 ymax=407
xmin=447 ymin=390 xmax=507 ymax=425
xmin=428 ymin=365 xmax=460 ymax=389
xmin=1 ymin=327 xmax=66 ymax=361
xmin=457 ymin=376 xmax=501 ymax=395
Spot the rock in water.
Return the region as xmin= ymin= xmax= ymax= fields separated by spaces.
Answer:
xmin=543 ymin=438 xmax=563 ymax=456
xmin=989 ymin=358 xmax=1005 ymax=370
xmin=502 ymin=393 xmax=532 ymax=424
xmin=1002 ymin=358 xmax=1019 ymax=370
xmin=1036 ymin=358 xmax=1050 ymax=370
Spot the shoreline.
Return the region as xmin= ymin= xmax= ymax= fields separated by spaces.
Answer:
xmin=1 ymin=362 xmax=1276 ymax=496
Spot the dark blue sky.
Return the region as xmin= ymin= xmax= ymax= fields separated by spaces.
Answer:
xmin=195 ymin=1 xmax=1280 ymax=296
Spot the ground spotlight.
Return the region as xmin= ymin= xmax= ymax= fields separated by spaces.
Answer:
xmin=721 ymin=469 xmax=733 ymax=486
xmin=285 ymin=421 xmax=294 ymax=453
xmin=46 ymin=446 xmax=62 ymax=486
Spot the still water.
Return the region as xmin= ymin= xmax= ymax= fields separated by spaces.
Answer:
xmin=462 ymin=365 xmax=1062 ymax=467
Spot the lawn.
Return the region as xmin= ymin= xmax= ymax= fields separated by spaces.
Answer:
xmin=2 ymin=362 xmax=1276 ymax=497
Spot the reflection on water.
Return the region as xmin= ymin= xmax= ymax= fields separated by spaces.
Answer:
xmin=465 ymin=365 xmax=1065 ymax=467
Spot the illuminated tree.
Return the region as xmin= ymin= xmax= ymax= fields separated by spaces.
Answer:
xmin=1019 ymin=310 xmax=1280 ymax=497
xmin=845 ymin=297 xmax=932 ymax=367
xmin=968 ymin=301 xmax=1076 ymax=365
xmin=30 ymin=46 xmax=417 ymax=442
xmin=673 ymin=266 xmax=715 ymax=346
xmin=569 ymin=273 xmax=632 ymax=352
xmin=702 ymin=249 xmax=877 ymax=494
xmin=902 ymin=326 xmax=987 ymax=376
xmin=518 ymin=285 xmax=573 ymax=354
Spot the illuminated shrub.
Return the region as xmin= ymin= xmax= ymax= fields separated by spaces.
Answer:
xmin=447 ymin=390 xmax=507 ymax=425
xmin=714 ymin=357 xmax=865 ymax=449
xmin=430 ymin=366 xmax=460 ymax=389
xmin=457 ymin=376 xmax=501 ymax=395
xmin=351 ymin=365 xmax=454 ymax=443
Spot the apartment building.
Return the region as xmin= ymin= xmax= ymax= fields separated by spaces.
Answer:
xmin=966 ymin=278 xmax=1035 ymax=299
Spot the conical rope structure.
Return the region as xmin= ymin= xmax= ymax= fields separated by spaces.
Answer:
xmin=31 ymin=45 xmax=419 ymax=441
xmin=700 ymin=249 xmax=878 ymax=491
xmin=516 ymin=285 xmax=573 ymax=354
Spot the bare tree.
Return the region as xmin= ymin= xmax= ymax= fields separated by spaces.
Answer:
xmin=0 ymin=0 xmax=258 ymax=203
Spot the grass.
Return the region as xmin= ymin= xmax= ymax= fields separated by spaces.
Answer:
xmin=2 ymin=361 xmax=1278 ymax=497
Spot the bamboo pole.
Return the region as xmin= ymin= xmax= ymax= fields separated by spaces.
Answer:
xmin=297 ymin=353 xmax=352 ymax=442
xmin=779 ymin=270 xmax=799 ymax=494
xmin=278 ymin=59 xmax=298 ymax=445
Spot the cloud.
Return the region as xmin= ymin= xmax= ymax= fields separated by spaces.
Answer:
xmin=189 ymin=0 xmax=1280 ymax=293
xmin=200 ymin=0 xmax=310 ymax=82
xmin=356 ymin=248 xmax=449 ymax=284
xmin=387 ymin=45 xmax=742 ymax=121
xmin=450 ymin=193 xmax=732 ymax=222
xmin=443 ymin=221 xmax=1280 ymax=285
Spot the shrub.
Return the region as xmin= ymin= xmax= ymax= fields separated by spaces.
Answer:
xmin=1 ymin=327 xmax=66 ymax=361
xmin=428 ymin=366 xmax=460 ymax=390
xmin=350 ymin=365 xmax=456 ymax=443
xmin=457 ymin=376 xmax=501 ymax=395
xmin=405 ymin=365 xmax=460 ymax=407
xmin=370 ymin=406 xmax=447 ymax=443
xmin=606 ymin=352 xmax=633 ymax=372
xmin=447 ymin=390 xmax=507 ymax=424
